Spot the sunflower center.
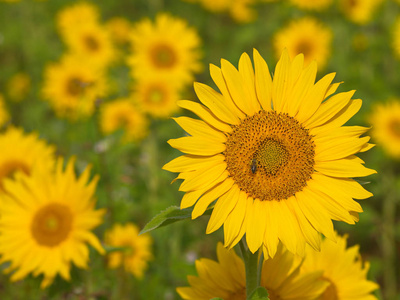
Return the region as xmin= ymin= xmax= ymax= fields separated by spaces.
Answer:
xmin=146 ymin=86 xmax=165 ymax=103
xmin=66 ymin=77 xmax=86 ymax=97
xmin=31 ymin=203 xmax=73 ymax=247
xmin=84 ymin=35 xmax=100 ymax=51
xmin=296 ymin=40 xmax=312 ymax=56
xmin=0 ymin=160 xmax=30 ymax=189
xmin=321 ymin=279 xmax=339 ymax=300
xmin=389 ymin=119 xmax=400 ymax=138
xmin=225 ymin=110 xmax=315 ymax=202
xmin=150 ymin=44 xmax=177 ymax=68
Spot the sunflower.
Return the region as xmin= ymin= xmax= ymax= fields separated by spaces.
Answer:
xmin=393 ymin=17 xmax=400 ymax=59
xmin=289 ymin=0 xmax=333 ymax=11
xmin=177 ymin=242 xmax=329 ymax=299
xmin=0 ymin=127 xmax=55 ymax=191
xmin=0 ymin=158 xmax=105 ymax=288
xmin=42 ymin=54 xmax=108 ymax=121
xmin=339 ymin=0 xmax=383 ymax=25
xmin=7 ymin=72 xmax=31 ymax=102
xmin=164 ymin=49 xmax=375 ymax=257
xmin=369 ymin=100 xmax=400 ymax=159
xmin=127 ymin=13 xmax=202 ymax=88
xmin=104 ymin=223 xmax=152 ymax=278
xmin=300 ymin=232 xmax=379 ymax=299
xmin=99 ymin=98 xmax=149 ymax=142
xmin=56 ymin=1 xmax=99 ymax=33
xmin=273 ymin=17 xmax=332 ymax=69
xmin=0 ymin=94 xmax=10 ymax=127
xmin=229 ymin=0 xmax=257 ymax=23
xmin=106 ymin=17 xmax=132 ymax=45
xmin=133 ymin=78 xmax=181 ymax=119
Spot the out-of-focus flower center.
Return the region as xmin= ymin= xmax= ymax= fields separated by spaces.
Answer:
xmin=31 ymin=203 xmax=73 ymax=247
xmin=66 ymin=77 xmax=87 ymax=97
xmin=146 ymin=85 xmax=165 ymax=103
xmin=295 ymin=40 xmax=313 ymax=57
xmin=389 ymin=119 xmax=400 ymax=138
xmin=225 ymin=110 xmax=315 ymax=201
xmin=84 ymin=35 xmax=100 ymax=51
xmin=0 ymin=160 xmax=30 ymax=190
xmin=150 ymin=44 xmax=177 ymax=68
xmin=322 ymin=278 xmax=339 ymax=300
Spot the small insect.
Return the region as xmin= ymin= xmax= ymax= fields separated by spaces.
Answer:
xmin=251 ymin=158 xmax=257 ymax=174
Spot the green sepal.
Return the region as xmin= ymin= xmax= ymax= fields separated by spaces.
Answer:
xmin=248 ymin=287 xmax=269 ymax=300
xmin=140 ymin=205 xmax=213 ymax=235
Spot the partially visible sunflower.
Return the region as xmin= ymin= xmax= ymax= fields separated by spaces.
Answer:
xmin=106 ymin=17 xmax=132 ymax=45
xmin=393 ymin=17 xmax=400 ymax=59
xmin=42 ymin=55 xmax=108 ymax=120
xmin=274 ymin=17 xmax=332 ymax=69
xmin=104 ymin=223 xmax=152 ymax=278
xmin=127 ymin=13 xmax=202 ymax=88
xmin=0 ymin=127 xmax=55 ymax=191
xmin=0 ymin=94 xmax=10 ymax=127
xmin=56 ymin=1 xmax=99 ymax=33
xmin=369 ymin=100 xmax=400 ymax=159
xmin=289 ymin=0 xmax=333 ymax=11
xmin=164 ymin=49 xmax=375 ymax=258
xmin=300 ymin=232 xmax=379 ymax=299
xmin=99 ymin=98 xmax=149 ymax=142
xmin=0 ymin=158 xmax=105 ymax=288
xmin=339 ymin=0 xmax=383 ymax=25
xmin=7 ymin=72 xmax=31 ymax=102
xmin=133 ymin=78 xmax=181 ymax=119
xmin=197 ymin=0 xmax=257 ymax=23
xmin=177 ymin=242 xmax=329 ymax=299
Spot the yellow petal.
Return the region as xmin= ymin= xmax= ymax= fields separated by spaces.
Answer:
xmin=163 ymin=154 xmax=225 ymax=173
xmin=173 ymin=117 xmax=227 ymax=142
xmin=253 ymin=49 xmax=272 ymax=111
xmin=179 ymin=162 xmax=228 ymax=192
xmin=272 ymin=49 xmax=291 ymax=113
xmin=246 ymin=199 xmax=267 ymax=253
xmin=224 ymin=191 xmax=247 ymax=248
xmin=167 ymin=136 xmax=225 ymax=156
xmin=238 ymin=52 xmax=260 ymax=113
xmin=315 ymin=136 xmax=370 ymax=161
xmin=315 ymin=156 xmax=377 ymax=178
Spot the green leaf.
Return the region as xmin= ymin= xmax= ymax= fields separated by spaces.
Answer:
xmin=248 ymin=287 xmax=269 ymax=300
xmin=139 ymin=205 xmax=213 ymax=235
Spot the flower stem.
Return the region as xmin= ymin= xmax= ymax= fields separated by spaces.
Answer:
xmin=240 ymin=238 xmax=261 ymax=299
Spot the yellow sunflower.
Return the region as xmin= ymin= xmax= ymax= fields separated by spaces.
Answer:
xmin=42 ymin=54 xmax=108 ymax=121
xmin=0 ymin=127 xmax=55 ymax=191
xmin=273 ymin=17 xmax=332 ymax=69
xmin=289 ymin=0 xmax=333 ymax=11
xmin=104 ymin=223 xmax=152 ymax=278
xmin=99 ymin=98 xmax=149 ymax=142
xmin=369 ymin=100 xmax=400 ymax=159
xmin=300 ymin=232 xmax=379 ymax=299
xmin=177 ymin=242 xmax=329 ymax=299
xmin=106 ymin=17 xmax=132 ymax=45
xmin=393 ymin=17 xmax=400 ymax=59
xmin=0 ymin=158 xmax=105 ymax=288
xmin=339 ymin=0 xmax=383 ymax=25
xmin=127 ymin=13 xmax=202 ymax=88
xmin=229 ymin=0 xmax=257 ymax=23
xmin=164 ymin=49 xmax=375 ymax=257
xmin=133 ymin=78 xmax=181 ymax=119
xmin=56 ymin=1 xmax=99 ymax=33
xmin=7 ymin=72 xmax=31 ymax=102
xmin=0 ymin=94 xmax=10 ymax=127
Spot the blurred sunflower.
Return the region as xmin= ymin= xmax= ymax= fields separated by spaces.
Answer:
xmin=301 ymin=232 xmax=379 ymax=299
xmin=289 ymin=0 xmax=332 ymax=11
xmin=133 ymin=78 xmax=181 ymax=119
xmin=104 ymin=223 xmax=152 ymax=278
xmin=393 ymin=17 xmax=400 ymax=58
xmin=127 ymin=13 xmax=202 ymax=88
xmin=177 ymin=242 xmax=329 ymax=299
xmin=100 ymin=98 xmax=149 ymax=142
xmin=0 ymin=94 xmax=10 ymax=127
xmin=229 ymin=0 xmax=257 ymax=23
xmin=274 ymin=17 xmax=332 ymax=69
xmin=57 ymin=1 xmax=99 ymax=32
xmin=369 ymin=100 xmax=400 ymax=159
xmin=42 ymin=55 xmax=108 ymax=121
xmin=106 ymin=17 xmax=132 ymax=45
xmin=164 ymin=49 xmax=375 ymax=257
xmin=7 ymin=72 xmax=31 ymax=102
xmin=0 ymin=158 xmax=105 ymax=288
xmin=339 ymin=0 xmax=383 ymax=25
xmin=0 ymin=127 xmax=55 ymax=191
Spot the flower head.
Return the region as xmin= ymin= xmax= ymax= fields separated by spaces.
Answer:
xmin=0 ymin=158 xmax=105 ymax=288
xmin=289 ymin=0 xmax=333 ymax=11
xmin=0 ymin=94 xmax=10 ymax=127
xmin=339 ymin=0 xmax=383 ymax=25
xmin=164 ymin=49 xmax=375 ymax=257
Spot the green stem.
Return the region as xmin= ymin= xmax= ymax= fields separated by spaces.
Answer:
xmin=240 ymin=239 xmax=261 ymax=299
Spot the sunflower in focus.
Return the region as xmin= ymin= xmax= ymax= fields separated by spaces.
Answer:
xmin=0 ymin=94 xmax=10 ymax=127
xmin=0 ymin=127 xmax=55 ymax=191
xmin=289 ymin=0 xmax=332 ymax=11
xmin=369 ymin=100 xmax=400 ymax=159
xmin=300 ymin=232 xmax=379 ymax=299
xmin=393 ymin=17 xmax=400 ymax=59
xmin=100 ymin=98 xmax=149 ymax=142
xmin=56 ymin=1 xmax=99 ymax=33
xmin=127 ymin=13 xmax=202 ymax=88
xmin=274 ymin=17 xmax=332 ymax=69
xmin=42 ymin=55 xmax=108 ymax=120
xmin=0 ymin=158 xmax=105 ymax=288
xmin=164 ymin=49 xmax=375 ymax=257
xmin=339 ymin=0 xmax=383 ymax=25
xmin=104 ymin=223 xmax=152 ymax=278
xmin=7 ymin=72 xmax=30 ymax=102
xmin=177 ymin=242 xmax=329 ymax=299
xmin=133 ymin=78 xmax=181 ymax=119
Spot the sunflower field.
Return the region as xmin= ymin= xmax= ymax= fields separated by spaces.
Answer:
xmin=0 ymin=0 xmax=400 ymax=299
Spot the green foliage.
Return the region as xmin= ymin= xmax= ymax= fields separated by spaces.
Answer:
xmin=248 ymin=287 xmax=269 ymax=300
